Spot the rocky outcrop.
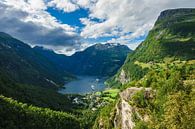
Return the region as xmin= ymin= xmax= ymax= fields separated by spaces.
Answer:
xmin=114 ymin=87 xmax=152 ymax=129
xmin=118 ymin=69 xmax=129 ymax=85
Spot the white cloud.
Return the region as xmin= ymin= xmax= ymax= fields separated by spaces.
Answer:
xmin=41 ymin=41 xmax=94 ymax=55
xmin=3 ymin=0 xmax=75 ymax=31
xmin=107 ymin=37 xmax=144 ymax=50
xmin=0 ymin=0 xmax=81 ymax=54
xmin=47 ymin=0 xmax=97 ymax=12
xmin=1 ymin=0 xmax=195 ymax=53
xmin=48 ymin=0 xmax=79 ymax=13
xmin=79 ymin=0 xmax=195 ymax=49
xmin=73 ymin=0 xmax=97 ymax=8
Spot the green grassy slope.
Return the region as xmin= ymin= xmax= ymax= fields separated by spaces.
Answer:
xmin=0 ymin=74 xmax=77 ymax=112
xmin=108 ymin=8 xmax=195 ymax=87
xmin=128 ymin=60 xmax=195 ymax=129
xmin=0 ymin=33 xmax=83 ymax=128
xmin=0 ymin=32 xmax=75 ymax=89
xmin=101 ymin=8 xmax=195 ymax=129
xmin=0 ymin=95 xmax=81 ymax=129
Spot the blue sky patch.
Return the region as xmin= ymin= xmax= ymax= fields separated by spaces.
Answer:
xmin=47 ymin=7 xmax=89 ymax=28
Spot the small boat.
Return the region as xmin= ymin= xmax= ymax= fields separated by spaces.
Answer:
xmin=96 ymin=78 xmax=99 ymax=82
xmin=91 ymin=85 xmax=95 ymax=90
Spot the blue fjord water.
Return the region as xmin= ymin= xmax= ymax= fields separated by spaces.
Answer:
xmin=58 ymin=76 xmax=106 ymax=94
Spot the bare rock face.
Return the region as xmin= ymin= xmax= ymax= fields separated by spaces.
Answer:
xmin=114 ymin=100 xmax=122 ymax=128
xmin=114 ymin=87 xmax=153 ymax=129
xmin=118 ymin=69 xmax=129 ymax=85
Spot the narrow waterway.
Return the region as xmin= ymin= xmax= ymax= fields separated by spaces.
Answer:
xmin=58 ymin=76 xmax=106 ymax=94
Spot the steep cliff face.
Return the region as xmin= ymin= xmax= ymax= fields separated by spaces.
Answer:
xmin=109 ymin=8 xmax=195 ymax=86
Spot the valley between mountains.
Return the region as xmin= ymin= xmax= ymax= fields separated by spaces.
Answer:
xmin=0 ymin=8 xmax=195 ymax=129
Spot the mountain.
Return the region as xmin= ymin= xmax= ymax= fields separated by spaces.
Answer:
xmin=33 ymin=46 xmax=70 ymax=71
xmin=0 ymin=33 xmax=85 ymax=129
xmin=0 ymin=32 xmax=131 ymax=112
xmin=108 ymin=8 xmax=195 ymax=87
xmin=0 ymin=32 xmax=131 ymax=129
xmin=0 ymin=8 xmax=195 ymax=129
xmin=0 ymin=32 xmax=75 ymax=89
xmin=0 ymin=32 xmax=130 ymax=89
xmin=34 ymin=43 xmax=132 ymax=76
xmin=67 ymin=43 xmax=131 ymax=76
xmin=94 ymin=9 xmax=195 ymax=129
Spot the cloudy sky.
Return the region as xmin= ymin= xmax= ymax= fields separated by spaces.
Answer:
xmin=0 ymin=0 xmax=195 ymax=55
